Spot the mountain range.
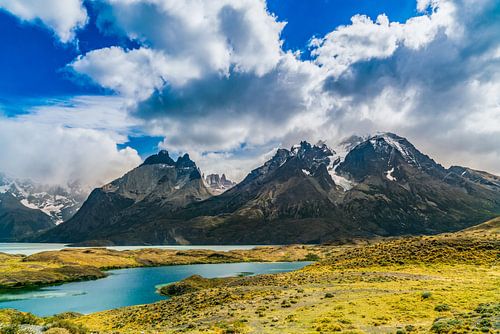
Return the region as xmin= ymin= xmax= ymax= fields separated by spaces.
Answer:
xmin=30 ymin=133 xmax=500 ymax=245
xmin=0 ymin=175 xmax=86 ymax=241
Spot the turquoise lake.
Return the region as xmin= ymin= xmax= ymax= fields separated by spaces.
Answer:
xmin=0 ymin=262 xmax=311 ymax=316
xmin=0 ymin=243 xmax=263 ymax=256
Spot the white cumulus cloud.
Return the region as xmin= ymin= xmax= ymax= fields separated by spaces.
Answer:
xmin=72 ymin=0 xmax=285 ymax=99
xmin=310 ymin=1 xmax=457 ymax=77
xmin=0 ymin=0 xmax=87 ymax=42
xmin=5 ymin=0 xmax=499 ymax=182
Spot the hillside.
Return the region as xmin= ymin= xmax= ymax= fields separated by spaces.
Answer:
xmin=3 ymin=217 xmax=496 ymax=333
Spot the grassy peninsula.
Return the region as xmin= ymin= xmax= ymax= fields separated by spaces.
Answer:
xmin=0 ymin=245 xmax=329 ymax=289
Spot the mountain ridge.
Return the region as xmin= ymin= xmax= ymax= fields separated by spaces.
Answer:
xmin=31 ymin=132 xmax=500 ymax=245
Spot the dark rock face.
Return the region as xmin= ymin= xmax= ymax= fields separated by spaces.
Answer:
xmin=0 ymin=192 xmax=55 ymax=241
xmin=36 ymin=151 xmax=212 ymax=243
xmin=34 ymin=134 xmax=500 ymax=245
xmin=141 ymin=150 xmax=175 ymax=166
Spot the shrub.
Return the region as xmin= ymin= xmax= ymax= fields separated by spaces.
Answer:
xmin=434 ymin=304 xmax=450 ymax=312
xmin=431 ymin=318 xmax=461 ymax=333
xmin=45 ymin=320 xmax=88 ymax=334
xmin=10 ymin=312 xmax=40 ymax=326
xmin=324 ymin=293 xmax=334 ymax=298
xmin=304 ymin=253 xmax=320 ymax=261
xmin=421 ymin=291 xmax=432 ymax=299
xmin=0 ymin=324 xmax=19 ymax=334
xmin=404 ymin=324 xmax=416 ymax=332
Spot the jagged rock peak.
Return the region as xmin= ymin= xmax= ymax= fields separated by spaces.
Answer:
xmin=205 ymin=173 xmax=236 ymax=193
xmin=141 ymin=150 xmax=175 ymax=166
xmin=290 ymin=140 xmax=335 ymax=157
xmin=290 ymin=141 xmax=335 ymax=166
xmin=175 ymin=153 xmax=196 ymax=169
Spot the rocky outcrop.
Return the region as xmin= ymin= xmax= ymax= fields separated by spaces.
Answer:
xmin=205 ymin=173 xmax=236 ymax=194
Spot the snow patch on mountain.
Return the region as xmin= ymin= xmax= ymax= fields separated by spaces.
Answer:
xmin=385 ymin=167 xmax=396 ymax=181
xmin=329 ymin=170 xmax=355 ymax=191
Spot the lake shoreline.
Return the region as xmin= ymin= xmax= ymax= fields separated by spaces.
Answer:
xmin=0 ymin=244 xmax=330 ymax=291
xmin=0 ymin=262 xmax=313 ymax=317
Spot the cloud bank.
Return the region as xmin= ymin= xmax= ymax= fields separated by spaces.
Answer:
xmin=0 ymin=97 xmax=141 ymax=189
xmin=2 ymin=0 xmax=499 ymax=183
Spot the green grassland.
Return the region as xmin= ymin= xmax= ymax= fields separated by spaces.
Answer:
xmin=0 ymin=217 xmax=498 ymax=333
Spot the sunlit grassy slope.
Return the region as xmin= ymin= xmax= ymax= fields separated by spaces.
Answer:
xmin=70 ymin=217 xmax=499 ymax=333
xmin=0 ymin=217 xmax=498 ymax=333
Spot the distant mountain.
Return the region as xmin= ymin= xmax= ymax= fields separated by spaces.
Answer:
xmin=447 ymin=166 xmax=500 ymax=192
xmin=204 ymin=173 xmax=236 ymax=194
xmin=36 ymin=150 xmax=212 ymax=244
xmin=34 ymin=133 xmax=500 ymax=245
xmin=0 ymin=192 xmax=55 ymax=242
xmin=0 ymin=174 xmax=86 ymax=241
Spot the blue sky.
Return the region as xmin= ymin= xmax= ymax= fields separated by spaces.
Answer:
xmin=0 ymin=0 xmax=499 ymax=187
xmin=0 ymin=0 xmax=417 ymax=156
xmin=0 ymin=0 xmax=417 ymax=101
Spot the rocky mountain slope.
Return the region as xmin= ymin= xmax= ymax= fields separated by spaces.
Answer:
xmin=35 ymin=133 xmax=500 ymax=245
xmin=0 ymin=174 xmax=86 ymax=241
xmin=0 ymin=192 xmax=55 ymax=241
xmin=36 ymin=150 xmax=212 ymax=244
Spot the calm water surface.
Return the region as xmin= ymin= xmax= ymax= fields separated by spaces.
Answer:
xmin=0 ymin=243 xmax=266 ymax=255
xmin=0 ymin=262 xmax=311 ymax=316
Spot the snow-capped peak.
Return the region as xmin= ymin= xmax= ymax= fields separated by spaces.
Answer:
xmin=369 ymin=132 xmax=419 ymax=166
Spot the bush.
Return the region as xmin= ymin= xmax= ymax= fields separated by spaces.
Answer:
xmin=431 ymin=318 xmax=461 ymax=333
xmin=404 ymin=325 xmax=416 ymax=332
xmin=45 ymin=320 xmax=88 ymax=334
xmin=421 ymin=291 xmax=432 ymax=299
xmin=434 ymin=304 xmax=450 ymax=312
xmin=49 ymin=313 xmax=83 ymax=321
xmin=10 ymin=312 xmax=40 ymax=326
xmin=0 ymin=324 xmax=19 ymax=334
xmin=304 ymin=253 xmax=320 ymax=261
xmin=1 ymin=324 xmax=39 ymax=334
